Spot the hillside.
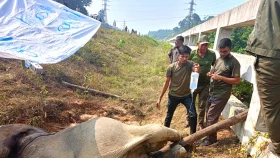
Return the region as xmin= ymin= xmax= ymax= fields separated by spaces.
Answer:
xmin=0 ymin=27 xmax=244 ymax=157
xmin=0 ymin=27 xmax=170 ymax=129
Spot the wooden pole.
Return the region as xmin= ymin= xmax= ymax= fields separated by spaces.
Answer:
xmin=62 ymin=81 xmax=120 ymax=98
xmin=180 ymin=110 xmax=248 ymax=146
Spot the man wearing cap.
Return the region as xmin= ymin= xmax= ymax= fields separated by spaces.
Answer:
xmin=168 ymin=36 xmax=185 ymax=64
xmin=246 ymin=0 xmax=280 ymax=157
xmin=187 ymin=35 xmax=216 ymax=130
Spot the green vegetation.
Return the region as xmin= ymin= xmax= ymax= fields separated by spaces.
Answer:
xmin=231 ymin=26 xmax=253 ymax=53
xmin=232 ymin=79 xmax=253 ymax=106
xmin=67 ymin=28 xmax=170 ymax=103
xmin=148 ymin=14 xmax=214 ymax=40
xmin=55 ymin=0 xmax=91 ymax=15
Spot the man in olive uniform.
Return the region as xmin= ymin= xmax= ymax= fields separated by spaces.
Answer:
xmin=245 ymin=0 xmax=280 ymax=156
xmin=157 ymin=46 xmax=199 ymax=134
xmin=201 ymin=38 xmax=240 ymax=146
xmin=168 ymin=36 xmax=185 ymax=64
xmin=189 ymin=35 xmax=216 ymax=130
xmin=168 ymin=36 xmax=192 ymax=127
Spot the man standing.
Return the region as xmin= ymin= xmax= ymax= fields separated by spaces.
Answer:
xmin=189 ymin=35 xmax=216 ymax=130
xmin=168 ymin=36 xmax=185 ymax=64
xmin=245 ymin=0 xmax=280 ymax=156
xmin=201 ymin=38 xmax=240 ymax=146
xmin=156 ymin=46 xmax=199 ymax=134
xmin=113 ymin=20 xmax=117 ymax=29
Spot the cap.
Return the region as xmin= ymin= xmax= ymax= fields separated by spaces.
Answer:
xmin=197 ymin=35 xmax=209 ymax=44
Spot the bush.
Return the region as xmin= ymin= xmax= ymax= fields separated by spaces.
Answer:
xmin=232 ymin=79 xmax=253 ymax=106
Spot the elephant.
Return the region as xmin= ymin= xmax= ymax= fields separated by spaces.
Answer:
xmin=0 ymin=117 xmax=188 ymax=158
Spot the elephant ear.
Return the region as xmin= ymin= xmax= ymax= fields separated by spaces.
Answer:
xmin=94 ymin=117 xmax=184 ymax=158
xmin=93 ymin=117 xmax=156 ymax=158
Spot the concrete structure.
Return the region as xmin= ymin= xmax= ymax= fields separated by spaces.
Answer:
xmin=170 ymin=0 xmax=261 ymax=48
xmin=169 ymin=0 xmax=270 ymax=156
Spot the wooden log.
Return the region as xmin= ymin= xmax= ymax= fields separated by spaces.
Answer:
xmin=62 ymin=81 xmax=120 ymax=98
xmin=180 ymin=109 xmax=248 ymax=146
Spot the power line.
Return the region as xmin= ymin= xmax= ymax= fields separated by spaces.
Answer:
xmin=109 ymin=4 xmax=181 ymax=7
xmin=107 ymin=14 xmax=218 ymax=23
xmin=108 ymin=16 xmax=186 ymax=23
xmin=109 ymin=9 xmax=187 ymax=12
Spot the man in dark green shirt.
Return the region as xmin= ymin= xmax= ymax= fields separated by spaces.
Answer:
xmin=189 ymin=35 xmax=216 ymax=130
xmin=246 ymin=0 xmax=280 ymax=156
xmin=157 ymin=46 xmax=200 ymax=134
xmin=201 ymin=38 xmax=240 ymax=146
xmin=168 ymin=36 xmax=184 ymax=64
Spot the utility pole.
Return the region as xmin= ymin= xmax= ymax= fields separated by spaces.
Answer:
xmin=102 ymin=0 xmax=109 ymax=23
xmin=123 ymin=20 xmax=126 ymax=30
xmin=188 ymin=0 xmax=196 ymax=26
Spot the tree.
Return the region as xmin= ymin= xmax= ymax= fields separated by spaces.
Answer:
xmin=231 ymin=26 xmax=253 ymax=53
xmin=97 ymin=9 xmax=105 ymax=23
xmin=148 ymin=13 xmax=211 ymax=40
xmin=191 ymin=13 xmax=201 ymax=26
xmin=202 ymin=16 xmax=214 ymax=22
xmin=178 ymin=18 xmax=189 ymax=29
xmin=56 ymin=0 xmax=91 ymax=15
xmin=173 ymin=27 xmax=180 ymax=34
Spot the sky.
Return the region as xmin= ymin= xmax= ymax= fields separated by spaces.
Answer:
xmin=86 ymin=0 xmax=248 ymax=34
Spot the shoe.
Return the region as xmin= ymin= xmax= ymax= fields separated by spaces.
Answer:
xmin=200 ymin=138 xmax=217 ymax=146
xmin=184 ymin=120 xmax=190 ymax=128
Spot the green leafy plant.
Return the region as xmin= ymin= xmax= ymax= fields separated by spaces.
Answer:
xmin=232 ymin=79 xmax=253 ymax=106
xmin=117 ymin=39 xmax=126 ymax=48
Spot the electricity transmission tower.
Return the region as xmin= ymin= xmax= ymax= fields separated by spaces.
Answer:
xmin=123 ymin=20 xmax=126 ymax=30
xmin=187 ymin=0 xmax=196 ymax=26
xmin=102 ymin=0 xmax=109 ymax=23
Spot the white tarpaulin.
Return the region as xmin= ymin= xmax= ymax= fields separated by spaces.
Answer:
xmin=0 ymin=0 xmax=101 ymax=64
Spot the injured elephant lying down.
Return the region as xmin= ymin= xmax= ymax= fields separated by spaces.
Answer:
xmin=0 ymin=117 xmax=188 ymax=158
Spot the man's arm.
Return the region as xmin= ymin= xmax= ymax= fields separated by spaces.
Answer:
xmin=168 ymin=49 xmax=173 ymax=64
xmin=168 ymin=56 xmax=172 ymax=64
xmin=210 ymin=74 xmax=240 ymax=85
xmin=156 ymin=77 xmax=171 ymax=107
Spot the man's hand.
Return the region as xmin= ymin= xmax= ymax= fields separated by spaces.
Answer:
xmin=156 ymin=99 xmax=161 ymax=108
xmin=210 ymin=74 xmax=223 ymax=80
xmin=192 ymin=63 xmax=200 ymax=72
